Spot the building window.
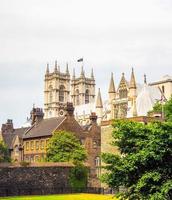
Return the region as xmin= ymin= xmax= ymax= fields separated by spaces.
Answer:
xmin=119 ymin=89 xmax=127 ymax=99
xmin=85 ymin=89 xmax=89 ymax=104
xmin=46 ymin=139 xmax=49 ymax=148
xmin=95 ymin=156 xmax=100 ymax=167
xmin=30 ymin=141 xmax=34 ymax=150
xmin=41 ymin=140 xmax=45 ymax=150
xmin=26 ymin=142 xmax=29 ymax=151
xmin=59 ymin=85 xmax=65 ymax=102
xmin=35 ymin=155 xmax=40 ymax=162
xmin=36 ymin=141 xmax=39 ymax=150
xmin=14 ymin=145 xmax=19 ymax=156
xmin=95 ymin=156 xmax=101 ymax=177
xmin=76 ymin=89 xmax=79 ymax=105
xmin=93 ymin=141 xmax=97 ymax=148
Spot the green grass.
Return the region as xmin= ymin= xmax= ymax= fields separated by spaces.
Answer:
xmin=1 ymin=194 xmax=115 ymax=200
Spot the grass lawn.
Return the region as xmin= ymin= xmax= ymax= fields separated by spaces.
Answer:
xmin=1 ymin=194 xmax=115 ymax=200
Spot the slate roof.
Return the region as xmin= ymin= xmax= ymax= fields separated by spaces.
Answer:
xmin=23 ymin=117 xmax=65 ymax=139
xmin=2 ymin=127 xmax=28 ymax=149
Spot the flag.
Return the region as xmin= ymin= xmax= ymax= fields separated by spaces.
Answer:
xmin=77 ymin=58 xmax=83 ymax=62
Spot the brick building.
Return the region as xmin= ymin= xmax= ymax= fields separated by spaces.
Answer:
xmin=1 ymin=103 xmax=101 ymax=186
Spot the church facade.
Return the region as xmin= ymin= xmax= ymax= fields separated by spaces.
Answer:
xmin=44 ymin=61 xmax=95 ymax=119
xmin=43 ymin=61 xmax=172 ymax=126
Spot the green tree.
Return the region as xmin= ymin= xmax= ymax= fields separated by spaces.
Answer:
xmin=148 ymin=97 xmax=172 ymax=122
xmin=164 ymin=97 xmax=172 ymax=122
xmin=46 ymin=131 xmax=87 ymax=164
xmin=101 ymin=120 xmax=172 ymax=200
xmin=147 ymin=102 xmax=162 ymax=116
xmin=0 ymin=140 xmax=11 ymax=162
xmin=69 ymin=164 xmax=88 ymax=191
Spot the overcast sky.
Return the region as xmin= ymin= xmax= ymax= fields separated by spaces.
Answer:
xmin=0 ymin=0 xmax=172 ymax=128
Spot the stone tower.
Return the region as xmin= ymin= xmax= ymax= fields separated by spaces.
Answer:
xmin=71 ymin=66 xmax=95 ymax=106
xmin=108 ymin=72 xmax=116 ymax=119
xmin=44 ymin=61 xmax=70 ymax=118
xmin=128 ymin=68 xmax=137 ymax=117
xmin=96 ymin=88 xmax=103 ymax=124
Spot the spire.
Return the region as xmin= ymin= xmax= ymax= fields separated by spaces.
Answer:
xmin=91 ymin=68 xmax=94 ymax=79
xmin=46 ymin=63 xmax=49 ymax=74
xmin=96 ymin=88 xmax=103 ymax=108
xmin=108 ymin=72 xmax=116 ymax=93
xmin=66 ymin=62 xmax=69 ymax=75
xmin=72 ymin=68 xmax=75 ymax=79
xmin=118 ymin=72 xmax=127 ymax=90
xmin=54 ymin=60 xmax=58 ymax=73
xmin=80 ymin=66 xmax=85 ymax=77
xmin=144 ymin=74 xmax=147 ymax=84
xmin=129 ymin=68 xmax=136 ymax=89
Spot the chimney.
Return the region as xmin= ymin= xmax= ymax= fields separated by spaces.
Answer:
xmin=1 ymin=119 xmax=14 ymax=133
xmin=89 ymin=112 xmax=97 ymax=124
xmin=30 ymin=107 xmax=44 ymax=125
xmin=66 ymin=102 xmax=74 ymax=116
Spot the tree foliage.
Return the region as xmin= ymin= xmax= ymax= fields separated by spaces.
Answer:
xmin=164 ymin=97 xmax=172 ymax=122
xmin=46 ymin=131 xmax=87 ymax=164
xmin=148 ymin=96 xmax=172 ymax=122
xmin=0 ymin=140 xmax=11 ymax=163
xmin=69 ymin=164 xmax=88 ymax=191
xmin=101 ymin=120 xmax=172 ymax=200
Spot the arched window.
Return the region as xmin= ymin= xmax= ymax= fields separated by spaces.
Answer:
xmin=76 ymin=89 xmax=79 ymax=105
xmin=49 ymin=85 xmax=53 ymax=103
xmin=59 ymin=85 xmax=65 ymax=102
xmin=85 ymin=89 xmax=89 ymax=104
xmin=119 ymin=89 xmax=127 ymax=99
xmin=95 ymin=156 xmax=100 ymax=167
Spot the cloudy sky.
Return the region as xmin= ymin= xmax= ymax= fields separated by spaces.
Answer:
xmin=0 ymin=0 xmax=172 ymax=127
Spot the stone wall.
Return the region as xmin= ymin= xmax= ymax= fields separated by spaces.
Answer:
xmin=0 ymin=163 xmax=73 ymax=196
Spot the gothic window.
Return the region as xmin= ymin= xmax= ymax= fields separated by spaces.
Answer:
xmin=59 ymin=85 xmax=65 ymax=102
xmin=95 ymin=156 xmax=100 ymax=167
xmin=36 ymin=141 xmax=39 ymax=150
xmin=95 ymin=156 xmax=101 ymax=177
xmin=14 ymin=145 xmax=19 ymax=156
xmin=85 ymin=89 xmax=89 ymax=104
xmin=76 ymin=89 xmax=80 ymax=105
xmin=30 ymin=141 xmax=34 ymax=150
xmin=26 ymin=142 xmax=29 ymax=151
xmin=119 ymin=89 xmax=127 ymax=99
xmin=49 ymin=85 xmax=53 ymax=103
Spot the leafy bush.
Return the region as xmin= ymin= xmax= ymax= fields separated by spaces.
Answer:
xmin=69 ymin=164 xmax=88 ymax=192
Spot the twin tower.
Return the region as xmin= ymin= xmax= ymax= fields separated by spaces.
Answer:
xmin=44 ymin=61 xmax=95 ymax=118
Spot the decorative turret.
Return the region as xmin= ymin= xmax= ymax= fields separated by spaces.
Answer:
xmin=129 ymin=68 xmax=136 ymax=89
xmin=96 ymin=88 xmax=103 ymax=125
xmin=91 ymin=68 xmax=94 ymax=79
xmin=46 ymin=63 xmax=49 ymax=74
xmin=96 ymin=88 xmax=103 ymax=108
xmin=54 ymin=60 xmax=58 ymax=73
xmin=108 ymin=72 xmax=116 ymax=102
xmin=128 ymin=68 xmax=137 ymax=99
xmin=66 ymin=62 xmax=69 ymax=75
xmin=72 ymin=68 xmax=75 ymax=79
xmin=80 ymin=66 xmax=85 ymax=78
